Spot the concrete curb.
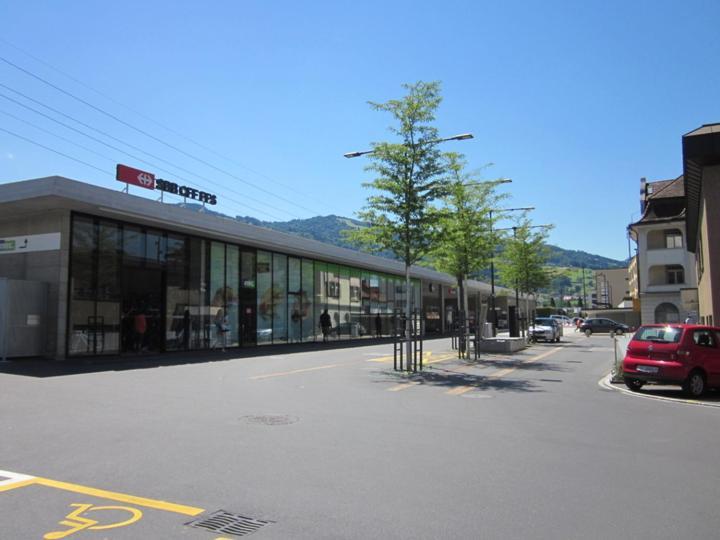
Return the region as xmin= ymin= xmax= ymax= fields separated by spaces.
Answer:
xmin=598 ymin=373 xmax=720 ymax=409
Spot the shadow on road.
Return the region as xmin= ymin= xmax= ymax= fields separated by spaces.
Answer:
xmin=374 ymin=366 xmax=544 ymax=393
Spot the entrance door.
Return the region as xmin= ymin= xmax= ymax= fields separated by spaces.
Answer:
xmin=121 ymin=266 xmax=164 ymax=354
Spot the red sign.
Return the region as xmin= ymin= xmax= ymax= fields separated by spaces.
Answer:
xmin=116 ymin=164 xmax=155 ymax=190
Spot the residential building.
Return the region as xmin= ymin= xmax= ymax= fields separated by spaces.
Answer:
xmin=628 ymin=176 xmax=697 ymax=324
xmin=683 ymin=123 xmax=720 ymax=325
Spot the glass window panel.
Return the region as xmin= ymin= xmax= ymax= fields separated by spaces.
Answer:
xmin=226 ymin=245 xmax=240 ymax=347
xmin=350 ymin=268 xmax=361 ymax=304
xmin=122 ymin=225 xmax=144 ymax=264
xmin=256 ymin=251 xmax=272 ymax=344
xmin=188 ymin=237 xmax=208 ymax=349
xmin=209 ymin=242 xmax=226 ymax=350
xmin=315 ymin=261 xmax=327 ymax=342
xmin=272 ymin=253 xmax=288 ymax=344
xmin=288 ymin=257 xmax=301 ymax=294
xmin=166 ymin=234 xmax=189 ymax=351
xmin=96 ymin=221 xmax=121 ymax=354
xmin=326 ymin=264 xmax=339 ymax=338
xmin=301 ymin=259 xmax=315 ymax=342
xmin=240 ymin=250 xmax=256 ymax=346
xmin=69 ymin=216 xmax=96 ymax=356
xmin=145 ymin=230 xmax=166 ymax=266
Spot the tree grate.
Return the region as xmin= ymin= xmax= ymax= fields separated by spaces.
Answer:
xmin=187 ymin=510 xmax=273 ymax=537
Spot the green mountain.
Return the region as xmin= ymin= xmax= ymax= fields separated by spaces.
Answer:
xmin=234 ymin=214 xmax=625 ymax=269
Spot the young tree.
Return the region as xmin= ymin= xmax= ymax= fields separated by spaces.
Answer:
xmin=344 ymin=81 xmax=457 ymax=366
xmin=431 ymin=154 xmax=507 ymax=355
xmin=497 ymin=218 xmax=553 ymax=329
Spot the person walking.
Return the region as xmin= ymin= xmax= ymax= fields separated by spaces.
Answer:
xmin=375 ymin=313 xmax=382 ymax=338
xmin=320 ymin=309 xmax=332 ymax=342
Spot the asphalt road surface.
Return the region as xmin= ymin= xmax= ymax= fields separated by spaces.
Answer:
xmin=1 ymin=331 xmax=719 ymax=539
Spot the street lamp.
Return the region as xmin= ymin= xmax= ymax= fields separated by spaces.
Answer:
xmin=344 ymin=131 xmax=473 ymax=369
xmin=343 ymin=133 xmax=474 ymax=158
xmin=489 ymin=207 xmax=535 ymax=333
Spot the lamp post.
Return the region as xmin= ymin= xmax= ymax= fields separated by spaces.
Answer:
xmin=344 ymin=132 xmax=473 ymax=369
xmin=489 ymin=207 xmax=534 ymax=334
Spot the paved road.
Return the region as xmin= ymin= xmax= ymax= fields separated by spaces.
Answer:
xmin=1 ymin=332 xmax=719 ymax=539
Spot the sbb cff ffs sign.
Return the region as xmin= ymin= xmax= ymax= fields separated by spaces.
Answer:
xmin=116 ymin=164 xmax=155 ymax=190
xmin=115 ymin=164 xmax=217 ymax=205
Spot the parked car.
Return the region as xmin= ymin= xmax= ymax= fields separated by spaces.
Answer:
xmin=550 ymin=314 xmax=572 ymax=326
xmin=580 ymin=318 xmax=629 ymax=336
xmin=623 ymin=324 xmax=720 ymax=397
xmin=529 ymin=317 xmax=562 ymax=342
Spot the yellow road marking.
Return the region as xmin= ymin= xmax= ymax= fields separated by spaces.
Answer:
xmin=1 ymin=476 xmax=204 ymax=516
xmin=487 ymin=367 xmax=516 ymax=379
xmin=0 ymin=478 xmax=35 ymax=492
xmin=387 ymin=381 xmax=420 ymax=392
xmin=250 ymin=363 xmax=341 ymax=380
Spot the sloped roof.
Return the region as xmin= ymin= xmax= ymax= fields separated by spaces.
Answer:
xmin=647 ymin=175 xmax=684 ymax=199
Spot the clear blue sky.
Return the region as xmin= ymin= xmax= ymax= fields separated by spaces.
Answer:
xmin=1 ymin=0 xmax=718 ymax=261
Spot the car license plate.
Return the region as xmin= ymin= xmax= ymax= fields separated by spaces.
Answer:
xmin=637 ymin=365 xmax=659 ymax=374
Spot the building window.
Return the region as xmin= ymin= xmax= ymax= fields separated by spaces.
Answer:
xmin=664 ymin=229 xmax=683 ymax=249
xmin=666 ymin=265 xmax=684 ymax=284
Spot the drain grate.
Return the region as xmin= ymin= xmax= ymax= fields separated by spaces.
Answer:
xmin=187 ymin=510 xmax=273 ymax=537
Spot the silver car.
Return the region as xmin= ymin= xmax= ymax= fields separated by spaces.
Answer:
xmin=529 ymin=317 xmax=562 ymax=342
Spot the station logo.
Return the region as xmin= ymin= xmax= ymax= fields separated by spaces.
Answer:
xmin=116 ymin=164 xmax=217 ymax=205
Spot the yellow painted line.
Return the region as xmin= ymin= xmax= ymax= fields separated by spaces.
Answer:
xmin=387 ymin=381 xmax=420 ymax=392
xmin=0 ymin=478 xmax=36 ymax=492
xmin=250 ymin=363 xmax=341 ymax=380
xmin=484 ymin=347 xmax=564 ymax=381
xmin=425 ymin=353 xmax=456 ymax=365
xmin=526 ymin=347 xmax=563 ymax=363
xmin=29 ymin=478 xmax=204 ymax=516
xmin=487 ymin=367 xmax=516 ymax=379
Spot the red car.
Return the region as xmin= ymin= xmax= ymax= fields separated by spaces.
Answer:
xmin=623 ymin=324 xmax=720 ymax=397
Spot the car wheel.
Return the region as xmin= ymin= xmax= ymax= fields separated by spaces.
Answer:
xmin=625 ymin=378 xmax=644 ymax=392
xmin=555 ymin=336 xmax=560 ymax=342
xmin=615 ymin=329 xmax=624 ymax=336
xmin=584 ymin=329 xmax=592 ymax=337
xmin=683 ymin=370 xmax=706 ymax=398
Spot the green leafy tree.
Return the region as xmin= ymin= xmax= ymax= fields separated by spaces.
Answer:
xmin=497 ymin=218 xmax=553 ymax=322
xmin=344 ymin=81 xmax=453 ymax=365
xmin=430 ymin=154 xmax=507 ymax=355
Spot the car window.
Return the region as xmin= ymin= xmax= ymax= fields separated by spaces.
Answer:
xmin=693 ymin=330 xmax=716 ymax=348
xmin=634 ymin=326 xmax=682 ymax=343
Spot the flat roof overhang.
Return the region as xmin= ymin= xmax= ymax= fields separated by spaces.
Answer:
xmin=0 ymin=176 xmax=503 ymax=295
xmin=683 ymin=124 xmax=720 ymax=252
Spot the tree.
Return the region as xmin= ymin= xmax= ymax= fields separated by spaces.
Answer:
xmin=497 ymin=218 xmax=553 ymax=326
xmin=430 ymin=154 xmax=507 ymax=356
xmin=344 ymin=81 xmax=452 ymax=366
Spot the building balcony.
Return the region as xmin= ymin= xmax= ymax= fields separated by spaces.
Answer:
xmin=644 ymin=247 xmax=688 ymax=267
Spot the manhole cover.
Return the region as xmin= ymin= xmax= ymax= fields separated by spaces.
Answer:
xmin=240 ymin=414 xmax=298 ymax=426
xmin=187 ymin=510 xmax=273 ymax=537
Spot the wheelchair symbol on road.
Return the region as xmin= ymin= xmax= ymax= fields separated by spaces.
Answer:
xmin=44 ymin=503 xmax=143 ymax=539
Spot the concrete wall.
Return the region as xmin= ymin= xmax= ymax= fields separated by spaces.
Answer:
xmin=0 ymin=210 xmax=70 ymax=358
xmin=697 ymin=165 xmax=720 ymax=325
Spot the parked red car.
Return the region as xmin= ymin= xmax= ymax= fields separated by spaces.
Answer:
xmin=623 ymin=324 xmax=720 ymax=397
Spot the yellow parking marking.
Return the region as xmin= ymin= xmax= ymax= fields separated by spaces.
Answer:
xmin=486 ymin=367 xmax=516 ymax=379
xmin=0 ymin=471 xmax=203 ymax=517
xmin=368 ymin=351 xmax=456 ymax=365
xmin=250 ymin=363 xmax=341 ymax=380
xmin=388 ymin=381 xmax=420 ymax=392
xmin=44 ymin=503 xmax=143 ymax=539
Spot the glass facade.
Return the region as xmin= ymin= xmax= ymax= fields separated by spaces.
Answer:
xmin=67 ymin=213 xmax=422 ymax=356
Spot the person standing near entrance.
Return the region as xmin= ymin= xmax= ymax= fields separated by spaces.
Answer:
xmin=133 ymin=308 xmax=147 ymax=352
xmin=375 ymin=313 xmax=382 ymax=337
xmin=214 ymin=308 xmax=228 ymax=352
xmin=320 ymin=309 xmax=332 ymax=342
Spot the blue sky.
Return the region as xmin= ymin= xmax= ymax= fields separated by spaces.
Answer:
xmin=1 ymin=0 xmax=718 ymax=261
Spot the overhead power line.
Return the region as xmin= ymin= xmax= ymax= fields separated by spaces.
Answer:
xmin=0 ymin=87 xmax=290 ymax=220
xmin=0 ymin=100 xmax=286 ymax=220
xmin=0 ymin=53 xmax=323 ymax=216
xmin=0 ymin=37 xmax=323 ymax=210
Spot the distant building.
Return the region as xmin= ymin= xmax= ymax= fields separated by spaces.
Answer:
xmin=593 ymin=267 xmax=630 ymax=308
xmin=627 ymin=255 xmax=640 ymax=310
xmin=683 ymin=123 xmax=720 ymax=325
xmin=628 ymin=176 xmax=697 ymax=324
